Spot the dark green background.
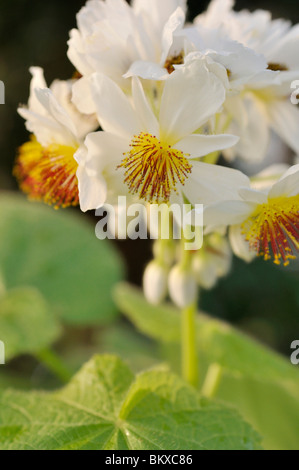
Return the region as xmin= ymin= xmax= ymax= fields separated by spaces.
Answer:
xmin=0 ymin=0 xmax=299 ymax=357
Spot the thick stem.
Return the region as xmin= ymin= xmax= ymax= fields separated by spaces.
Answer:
xmin=36 ymin=349 xmax=73 ymax=384
xmin=182 ymin=302 xmax=198 ymax=387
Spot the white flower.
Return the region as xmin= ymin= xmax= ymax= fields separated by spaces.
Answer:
xmin=15 ymin=67 xmax=97 ymax=208
xmin=143 ymin=261 xmax=168 ymax=305
xmin=68 ymin=0 xmax=188 ymax=114
xmin=168 ymin=265 xmax=197 ymax=308
xmin=195 ymin=0 xmax=299 ymax=162
xmin=204 ymin=164 xmax=299 ymax=266
xmin=76 ymin=59 xmax=244 ymax=212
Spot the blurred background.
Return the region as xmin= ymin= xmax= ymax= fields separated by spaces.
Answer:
xmin=0 ymin=0 xmax=299 ymax=361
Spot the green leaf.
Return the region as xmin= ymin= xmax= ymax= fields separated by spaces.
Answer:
xmin=114 ymin=283 xmax=298 ymax=382
xmin=0 ymin=287 xmax=61 ymax=361
xmin=0 ymin=355 xmax=261 ymax=450
xmin=114 ymin=283 xmax=299 ymax=450
xmin=0 ymin=193 xmax=124 ymax=325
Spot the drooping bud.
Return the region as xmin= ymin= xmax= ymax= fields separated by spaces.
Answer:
xmin=143 ymin=261 xmax=168 ymax=306
xmin=193 ymin=233 xmax=232 ymax=289
xmin=168 ymin=265 xmax=197 ymax=309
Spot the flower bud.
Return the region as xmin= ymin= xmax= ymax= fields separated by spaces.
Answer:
xmin=193 ymin=254 xmax=218 ymax=290
xmin=193 ymin=234 xmax=233 ymax=290
xmin=143 ymin=261 xmax=168 ymax=306
xmin=168 ymin=265 xmax=197 ymax=309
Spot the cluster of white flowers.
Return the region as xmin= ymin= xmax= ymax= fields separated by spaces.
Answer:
xmin=16 ymin=0 xmax=299 ymax=308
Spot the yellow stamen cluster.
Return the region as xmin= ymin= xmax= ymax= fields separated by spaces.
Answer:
xmin=14 ymin=136 xmax=79 ymax=209
xmin=241 ymin=195 xmax=299 ymax=266
xmin=118 ymin=132 xmax=192 ymax=203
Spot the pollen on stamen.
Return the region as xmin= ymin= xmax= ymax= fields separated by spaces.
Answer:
xmin=241 ymin=196 xmax=299 ymax=266
xmin=118 ymin=132 xmax=192 ymax=204
xmin=14 ymin=136 xmax=79 ymax=209
xmin=164 ymin=52 xmax=184 ymax=74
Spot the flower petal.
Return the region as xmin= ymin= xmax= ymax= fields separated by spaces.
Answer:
xmin=159 ymin=59 xmax=226 ymax=144
xmin=76 ymin=131 xmax=129 ymax=210
xmin=72 ymin=76 xmax=97 ymax=115
xmin=28 ymin=67 xmax=47 ymax=114
xmin=229 ymin=225 xmax=257 ymax=263
xmin=124 ymin=61 xmax=168 ymax=80
xmin=89 ymin=73 xmax=141 ymax=138
xmin=269 ymin=164 xmax=299 ymax=198
xmin=132 ymin=77 xmax=159 ymax=135
xmin=183 ymin=161 xmax=250 ymax=205
xmin=204 ymin=200 xmax=255 ymax=227
xmin=160 ymin=7 xmax=186 ymax=65
xmin=133 ymin=0 xmax=187 ymax=36
xmin=175 ymin=134 xmax=239 ymax=158
xmin=76 ymin=147 xmax=108 ymax=212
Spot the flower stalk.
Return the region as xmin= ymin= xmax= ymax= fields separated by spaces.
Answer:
xmin=181 ymin=301 xmax=198 ymax=388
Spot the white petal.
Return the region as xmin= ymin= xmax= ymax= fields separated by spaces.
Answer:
xmin=229 ymin=225 xmax=256 ymax=263
xmin=72 ymin=76 xmax=97 ymax=115
xmin=124 ymin=61 xmax=168 ymax=80
xmin=89 ymin=73 xmax=141 ymax=138
xmin=238 ymin=188 xmax=268 ymax=204
xmin=160 ymin=7 xmax=185 ymax=65
xmin=34 ymin=88 xmax=78 ymax=140
xmin=76 ymin=166 xmax=108 ymax=212
xmin=133 ymin=0 xmax=187 ymax=35
xmin=175 ymin=134 xmax=239 ymax=158
xmin=183 ymin=161 xmax=250 ymax=206
xmin=204 ymin=200 xmax=256 ymax=227
xmin=18 ymin=107 xmax=66 ymax=146
xmin=77 ymin=131 xmax=129 ymax=210
xmin=28 ymin=67 xmax=47 ymax=114
xmin=132 ymin=77 xmax=159 ymax=135
xmin=159 ymin=59 xmax=226 ymax=144
xmin=231 ymin=94 xmax=270 ymax=163
xmin=269 ymin=164 xmax=299 ymax=198
xmin=84 ymin=131 xmax=128 ymax=173
xmin=251 ymin=164 xmax=290 ymax=191
xmin=67 ymin=29 xmax=94 ymax=77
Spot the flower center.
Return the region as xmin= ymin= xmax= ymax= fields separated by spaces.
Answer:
xmin=14 ymin=136 xmax=79 ymax=209
xmin=119 ymin=132 xmax=192 ymax=203
xmin=241 ymin=195 xmax=299 ymax=266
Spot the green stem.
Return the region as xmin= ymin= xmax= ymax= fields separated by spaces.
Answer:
xmin=36 ymin=349 xmax=73 ymax=384
xmin=182 ymin=302 xmax=198 ymax=387
xmin=201 ymin=363 xmax=223 ymax=398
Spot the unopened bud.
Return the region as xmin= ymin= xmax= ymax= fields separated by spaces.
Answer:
xmin=143 ymin=261 xmax=168 ymax=305
xmin=168 ymin=265 xmax=197 ymax=309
